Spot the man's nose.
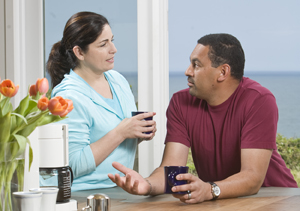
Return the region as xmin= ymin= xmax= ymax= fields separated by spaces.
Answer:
xmin=185 ymin=64 xmax=193 ymax=76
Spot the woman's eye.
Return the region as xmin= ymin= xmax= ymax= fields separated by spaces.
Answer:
xmin=100 ymin=43 xmax=106 ymax=47
xmin=111 ymin=38 xmax=114 ymax=42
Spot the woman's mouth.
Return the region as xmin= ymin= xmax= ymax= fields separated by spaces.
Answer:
xmin=106 ymin=57 xmax=114 ymax=63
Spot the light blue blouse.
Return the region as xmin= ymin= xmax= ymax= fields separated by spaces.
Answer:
xmin=51 ymin=70 xmax=137 ymax=191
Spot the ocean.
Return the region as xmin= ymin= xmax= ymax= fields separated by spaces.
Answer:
xmin=123 ymin=71 xmax=300 ymax=139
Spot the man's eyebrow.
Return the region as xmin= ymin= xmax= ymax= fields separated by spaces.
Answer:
xmin=191 ymin=58 xmax=202 ymax=64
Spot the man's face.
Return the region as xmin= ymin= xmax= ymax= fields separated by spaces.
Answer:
xmin=185 ymin=44 xmax=220 ymax=100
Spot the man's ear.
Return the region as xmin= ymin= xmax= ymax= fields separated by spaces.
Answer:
xmin=217 ymin=64 xmax=230 ymax=82
xmin=73 ymin=46 xmax=84 ymax=61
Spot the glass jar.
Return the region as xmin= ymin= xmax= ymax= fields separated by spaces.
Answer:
xmin=39 ymin=166 xmax=73 ymax=202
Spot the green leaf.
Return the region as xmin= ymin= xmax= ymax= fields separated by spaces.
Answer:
xmin=12 ymin=134 xmax=27 ymax=158
xmin=0 ymin=112 xmax=11 ymax=144
xmin=16 ymin=121 xmax=39 ymax=138
xmin=26 ymin=111 xmax=41 ymax=119
xmin=26 ymin=137 xmax=33 ymax=171
xmin=10 ymin=114 xmax=17 ymax=134
xmin=37 ymin=114 xmax=66 ymax=126
xmin=11 ymin=112 xmax=28 ymax=125
xmin=13 ymin=95 xmax=29 ymax=125
xmin=46 ymin=88 xmax=52 ymax=99
xmin=24 ymin=99 xmax=38 ymax=117
xmin=0 ymin=97 xmax=13 ymax=117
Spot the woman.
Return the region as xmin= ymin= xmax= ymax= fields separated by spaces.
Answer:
xmin=47 ymin=11 xmax=156 ymax=191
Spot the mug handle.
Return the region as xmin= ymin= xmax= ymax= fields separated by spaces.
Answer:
xmin=69 ymin=166 xmax=74 ymax=185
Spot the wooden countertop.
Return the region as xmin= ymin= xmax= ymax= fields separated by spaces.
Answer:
xmin=71 ymin=187 xmax=300 ymax=211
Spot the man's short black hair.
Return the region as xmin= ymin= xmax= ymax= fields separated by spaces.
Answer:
xmin=198 ymin=33 xmax=245 ymax=80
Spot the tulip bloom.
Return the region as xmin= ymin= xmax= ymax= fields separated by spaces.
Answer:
xmin=59 ymin=99 xmax=74 ymax=117
xmin=48 ymin=96 xmax=68 ymax=117
xmin=37 ymin=97 xmax=49 ymax=111
xmin=29 ymin=84 xmax=37 ymax=97
xmin=36 ymin=78 xmax=49 ymax=94
xmin=0 ymin=79 xmax=19 ymax=97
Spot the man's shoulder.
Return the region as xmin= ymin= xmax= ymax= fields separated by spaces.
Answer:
xmin=241 ymin=77 xmax=273 ymax=96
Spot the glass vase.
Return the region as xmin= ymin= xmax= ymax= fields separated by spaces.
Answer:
xmin=0 ymin=142 xmax=25 ymax=211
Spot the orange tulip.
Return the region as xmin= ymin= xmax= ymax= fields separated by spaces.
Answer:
xmin=29 ymin=84 xmax=37 ymax=96
xmin=48 ymin=96 xmax=68 ymax=117
xmin=0 ymin=79 xmax=19 ymax=97
xmin=37 ymin=97 xmax=49 ymax=111
xmin=36 ymin=78 xmax=49 ymax=94
xmin=59 ymin=99 xmax=74 ymax=117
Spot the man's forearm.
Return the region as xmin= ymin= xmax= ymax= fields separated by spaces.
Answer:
xmin=216 ymin=169 xmax=265 ymax=199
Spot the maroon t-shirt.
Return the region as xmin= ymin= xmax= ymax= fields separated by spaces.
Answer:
xmin=165 ymin=77 xmax=297 ymax=187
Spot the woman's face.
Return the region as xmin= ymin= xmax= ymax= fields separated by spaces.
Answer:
xmin=80 ymin=24 xmax=117 ymax=73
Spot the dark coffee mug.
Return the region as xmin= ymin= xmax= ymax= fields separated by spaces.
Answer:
xmin=131 ymin=111 xmax=153 ymax=134
xmin=164 ymin=166 xmax=189 ymax=194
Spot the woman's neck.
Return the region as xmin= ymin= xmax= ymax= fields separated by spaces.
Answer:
xmin=73 ymin=67 xmax=113 ymax=99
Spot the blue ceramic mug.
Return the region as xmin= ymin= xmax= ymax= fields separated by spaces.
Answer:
xmin=164 ymin=166 xmax=189 ymax=194
xmin=131 ymin=111 xmax=153 ymax=134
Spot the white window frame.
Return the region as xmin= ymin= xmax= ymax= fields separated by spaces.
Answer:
xmin=1 ymin=0 xmax=44 ymax=191
xmin=137 ymin=0 xmax=169 ymax=177
xmin=1 ymin=0 xmax=44 ymax=107
xmin=0 ymin=0 xmax=5 ymax=80
xmin=1 ymin=0 xmax=169 ymax=178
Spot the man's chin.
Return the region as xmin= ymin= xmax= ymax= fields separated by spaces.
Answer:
xmin=188 ymin=88 xmax=196 ymax=97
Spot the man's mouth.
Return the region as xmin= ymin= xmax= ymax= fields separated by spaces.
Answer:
xmin=187 ymin=78 xmax=194 ymax=86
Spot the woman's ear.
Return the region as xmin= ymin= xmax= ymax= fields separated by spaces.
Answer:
xmin=217 ymin=64 xmax=230 ymax=82
xmin=73 ymin=46 xmax=84 ymax=61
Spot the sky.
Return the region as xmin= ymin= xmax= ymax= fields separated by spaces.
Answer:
xmin=169 ymin=0 xmax=300 ymax=73
xmin=45 ymin=0 xmax=300 ymax=75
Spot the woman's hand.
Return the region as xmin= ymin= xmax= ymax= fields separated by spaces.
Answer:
xmin=108 ymin=162 xmax=151 ymax=195
xmin=116 ymin=112 xmax=157 ymax=140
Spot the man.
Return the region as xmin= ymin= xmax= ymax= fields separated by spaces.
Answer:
xmin=108 ymin=33 xmax=297 ymax=204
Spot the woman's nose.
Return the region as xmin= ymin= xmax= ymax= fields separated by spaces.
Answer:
xmin=110 ymin=42 xmax=117 ymax=54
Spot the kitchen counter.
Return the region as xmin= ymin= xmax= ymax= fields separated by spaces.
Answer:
xmin=71 ymin=186 xmax=300 ymax=210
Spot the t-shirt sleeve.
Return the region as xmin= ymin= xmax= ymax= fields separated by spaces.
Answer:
xmin=165 ymin=93 xmax=191 ymax=147
xmin=241 ymin=93 xmax=278 ymax=149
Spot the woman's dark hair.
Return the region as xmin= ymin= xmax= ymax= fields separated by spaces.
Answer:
xmin=47 ymin=11 xmax=109 ymax=88
xmin=197 ymin=33 xmax=245 ymax=80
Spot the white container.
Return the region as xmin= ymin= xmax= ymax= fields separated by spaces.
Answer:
xmin=30 ymin=187 xmax=59 ymax=211
xmin=39 ymin=124 xmax=69 ymax=168
xmin=12 ymin=192 xmax=42 ymax=211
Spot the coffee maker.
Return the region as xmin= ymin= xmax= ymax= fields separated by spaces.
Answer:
xmin=38 ymin=124 xmax=77 ymax=211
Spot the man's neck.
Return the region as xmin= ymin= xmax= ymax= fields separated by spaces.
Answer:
xmin=206 ymin=78 xmax=241 ymax=106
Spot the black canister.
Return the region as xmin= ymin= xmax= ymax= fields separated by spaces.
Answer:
xmin=39 ymin=166 xmax=73 ymax=202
